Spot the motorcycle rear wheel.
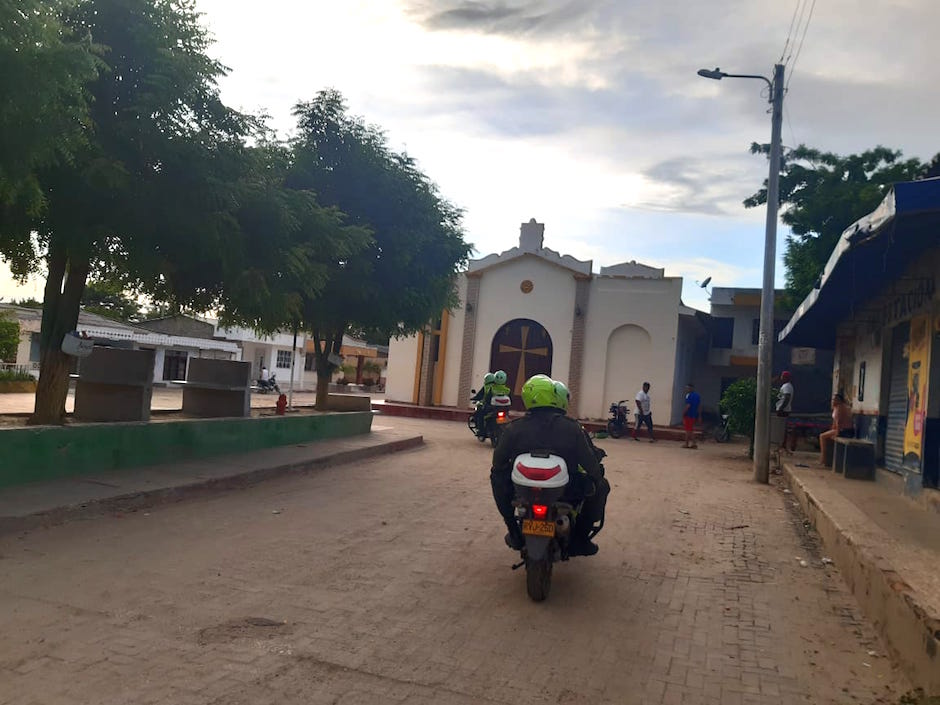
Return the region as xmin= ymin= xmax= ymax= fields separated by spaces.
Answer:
xmin=489 ymin=422 xmax=502 ymax=447
xmin=714 ymin=426 xmax=730 ymax=443
xmin=525 ymin=558 xmax=552 ymax=602
xmin=606 ymin=420 xmax=623 ymax=439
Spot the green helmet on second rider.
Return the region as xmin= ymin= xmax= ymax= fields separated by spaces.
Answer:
xmin=493 ymin=370 xmax=507 ymax=386
xmin=483 ymin=372 xmax=496 ymax=386
xmin=521 ymin=374 xmax=567 ymax=412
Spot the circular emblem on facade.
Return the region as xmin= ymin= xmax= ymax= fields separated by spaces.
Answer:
xmin=520 ymin=280 xmax=534 ymax=294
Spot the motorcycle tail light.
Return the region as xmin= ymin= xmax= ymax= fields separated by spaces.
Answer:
xmin=497 ymin=411 xmax=506 ymax=418
xmin=532 ymin=504 xmax=548 ymax=519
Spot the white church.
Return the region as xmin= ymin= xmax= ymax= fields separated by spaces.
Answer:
xmin=384 ymin=219 xmax=705 ymax=422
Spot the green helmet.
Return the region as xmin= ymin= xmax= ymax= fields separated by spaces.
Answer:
xmin=521 ymin=375 xmax=556 ymax=410
xmin=553 ymin=380 xmax=570 ymax=411
xmin=483 ymin=372 xmax=496 ymax=385
xmin=493 ymin=370 xmax=507 ymax=385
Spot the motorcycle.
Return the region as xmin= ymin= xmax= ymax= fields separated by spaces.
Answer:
xmin=256 ymin=374 xmax=281 ymax=394
xmin=713 ymin=413 xmax=731 ymax=443
xmin=606 ymin=400 xmax=632 ymax=438
xmin=509 ymin=445 xmax=606 ymax=601
xmin=467 ymin=391 xmax=512 ymax=447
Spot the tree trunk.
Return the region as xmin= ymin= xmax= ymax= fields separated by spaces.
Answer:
xmin=29 ymin=242 xmax=90 ymax=426
xmin=315 ymin=364 xmax=330 ymax=410
xmin=313 ymin=326 xmax=344 ymax=410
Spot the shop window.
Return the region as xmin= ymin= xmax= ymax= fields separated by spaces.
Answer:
xmin=163 ymin=350 xmax=187 ymax=381
xmin=276 ymin=350 xmax=293 ymax=369
xmin=712 ymin=318 xmax=734 ymax=349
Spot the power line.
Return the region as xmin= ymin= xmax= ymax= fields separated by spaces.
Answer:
xmin=785 ymin=0 xmax=810 ymax=65
xmin=786 ymin=0 xmax=816 ymax=92
xmin=779 ymin=0 xmax=803 ymax=64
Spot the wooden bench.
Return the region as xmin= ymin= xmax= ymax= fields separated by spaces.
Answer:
xmin=833 ymin=437 xmax=875 ymax=480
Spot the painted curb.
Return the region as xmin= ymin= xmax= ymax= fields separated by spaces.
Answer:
xmin=0 ymin=434 xmax=424 ymax=536
xmin=783 ymin=464 xmax=940 ymax=694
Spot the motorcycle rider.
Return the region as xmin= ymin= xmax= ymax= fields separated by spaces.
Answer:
xmin=470 ymin=372 xmax=496 ymax=435
xmin=490 ymin=375 xmax=608 ymax=557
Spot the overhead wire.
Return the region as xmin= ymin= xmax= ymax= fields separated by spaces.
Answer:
xmin=786 ymin=0 xmax=817 ymax=92
xmin=779 ymin=0 xmax=803 ymax=64
xmin=785 ymin=0 xmax=810 ymax=65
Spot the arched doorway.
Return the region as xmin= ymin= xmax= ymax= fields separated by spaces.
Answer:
xmin=603 ymin=324 xmax=653 ymax=416
xmin=490 ymin=319 xmax=553 ymax=408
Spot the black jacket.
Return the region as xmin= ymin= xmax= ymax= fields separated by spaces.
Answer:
xmin=491 ymin=408 xmax=603 ymax=482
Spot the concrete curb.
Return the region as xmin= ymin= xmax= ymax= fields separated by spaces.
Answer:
xmin=0 ymin=434 xmax=424 ymax=537
xmin=783 ymin=464 xmax=940 ymax=694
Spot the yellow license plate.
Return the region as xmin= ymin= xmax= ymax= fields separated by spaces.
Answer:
xmin=522 ymin=519 xmax=555 ymax=537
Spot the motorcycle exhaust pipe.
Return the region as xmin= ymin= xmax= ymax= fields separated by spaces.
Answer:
xmin=555 ymin=515 xmax=571 ymax=537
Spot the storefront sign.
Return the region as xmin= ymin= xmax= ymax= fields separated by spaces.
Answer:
xmin=882 ymin=277 xmax=935 ymax=327
xmin=902 ymin=313 xmax=931 ymax=465
xmin=790 ymin=347 xmax=816 ymax=365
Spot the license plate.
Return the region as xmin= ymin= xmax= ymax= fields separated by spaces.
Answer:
xmin=522 ymin=519 xmax=555 ymax=537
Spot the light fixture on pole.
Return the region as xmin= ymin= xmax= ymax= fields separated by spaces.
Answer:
xmin=698 ymin=63 xmax=785 ymax=484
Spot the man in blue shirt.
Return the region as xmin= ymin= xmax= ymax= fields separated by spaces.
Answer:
xmin=683 ymin=382 xmax=701 ymax=449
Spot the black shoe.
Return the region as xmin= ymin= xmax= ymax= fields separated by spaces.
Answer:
xmin=569 ymin=538 xmax=599 ymax=556
xmin=504 ymin=531 xmax=525 ymax=551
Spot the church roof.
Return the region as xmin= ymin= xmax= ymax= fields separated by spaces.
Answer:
xmin=467 ymin=219 xmax=592 ymax=277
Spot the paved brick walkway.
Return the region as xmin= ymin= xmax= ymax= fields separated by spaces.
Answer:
xmin=0 ymin=418 xmax=912 ymax=704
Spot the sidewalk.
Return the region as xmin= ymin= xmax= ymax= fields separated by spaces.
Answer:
xmin=0 ymin=424 xmax=423 ymax=535
xmin=782 ymin=455 xmax=940 ymax=694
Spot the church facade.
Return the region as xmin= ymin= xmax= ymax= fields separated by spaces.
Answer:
xmin=385 ymin=219 xmax=703 ymax=422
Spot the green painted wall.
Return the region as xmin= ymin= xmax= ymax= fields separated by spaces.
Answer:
xmin=0 ymin=412 xmax=372 ymax=488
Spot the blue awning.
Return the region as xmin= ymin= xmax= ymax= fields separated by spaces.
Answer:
xmin=778 ymin=178 xmax=940 ymax=348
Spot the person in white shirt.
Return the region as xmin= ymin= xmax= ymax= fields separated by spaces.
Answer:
xmin=776 ymin=371 xmax=795 ymax=451
xmin=260 ymin=366 xmax=270 ymax=383
xmin=633 ymin=382 xmax=655 ymax=442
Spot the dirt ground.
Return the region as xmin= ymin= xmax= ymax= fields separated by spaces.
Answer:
xmin=0 ymin=417 xmax=918 ymax=704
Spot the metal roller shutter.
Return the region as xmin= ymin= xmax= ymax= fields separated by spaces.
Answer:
xmin=884 ymin=323 xmax=910 ymax=473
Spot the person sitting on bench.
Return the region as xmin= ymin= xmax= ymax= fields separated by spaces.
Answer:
xmin=819 ymin=393 xmax=854 ymax=466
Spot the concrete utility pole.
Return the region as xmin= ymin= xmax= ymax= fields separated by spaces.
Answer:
xmin=697 ymin=63 xmax=785 ymax=484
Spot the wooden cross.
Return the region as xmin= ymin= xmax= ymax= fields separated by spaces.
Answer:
xmin=499 ymin=325 xmax=549 ymax=395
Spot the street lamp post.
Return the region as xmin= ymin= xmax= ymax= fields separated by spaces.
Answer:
xmin=698 ymin=64 xmax=785 ymax=484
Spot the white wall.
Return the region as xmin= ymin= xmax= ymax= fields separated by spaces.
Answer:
xmin=581 ymin=276 xmax=682 ymax=419
xmin=471 ymin=256 xmax=577 ymax=395
xmin=440 ymin=277 xmax=467 ymax=407
xmin=386 ymin=334 xmax=420 ymax=402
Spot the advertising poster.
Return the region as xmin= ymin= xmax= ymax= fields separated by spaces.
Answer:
xmin=903 ymin=313 xmax=931 ymax=465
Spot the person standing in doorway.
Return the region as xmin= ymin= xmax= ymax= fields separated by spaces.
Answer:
xmin=633 ymin=382 xmax=655 ymax=442
xmin=260 ymin=365 xmax=269 ymax=384
xmin=776 ymin=371 xmax=795 ymax=451
xmin=683 ymin=382 xmax=700 ymax=449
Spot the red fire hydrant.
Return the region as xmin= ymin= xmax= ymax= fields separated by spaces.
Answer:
xmin=275 ymin=394 xmax=288 ymax=415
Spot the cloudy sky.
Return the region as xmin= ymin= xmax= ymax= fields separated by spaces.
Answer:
xmin=3 ymin=0 xmax=937 ymax=311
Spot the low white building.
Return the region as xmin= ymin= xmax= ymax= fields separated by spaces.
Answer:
xmin=0 ymin=304 xmax=240 ymax=382
xmin=385 ymin=219 xmax=703 ymax=422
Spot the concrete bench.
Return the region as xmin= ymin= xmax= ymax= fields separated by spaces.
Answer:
xmin=179 ymin=359 xmax=251 ymax=418
xmin=833 ymin=437 xmax=875 ymax=480
xmin=74 ymin=347 xmax=155 ymax=423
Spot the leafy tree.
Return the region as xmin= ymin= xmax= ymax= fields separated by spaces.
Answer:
xmin=0 ymin=311 xmax=19 ymax=362
xmin=214 ymin=140 xmax=370 ymax=344
xmin=720 ymin=378 xmax=781 ymax=458
xmin=288 ymin=90 xmax=472 ymax=407
xmin=745 ymin=145 xmax=935 ymax=308
xmin=0 ymin=0 xmax=100 ymax=209
xmin=81 ymin=278 xmax=142 ymax=322
xmin=0 ymin=0 xmax=255 ymax=425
